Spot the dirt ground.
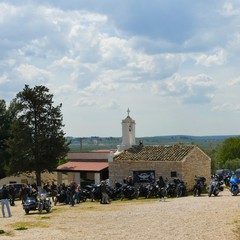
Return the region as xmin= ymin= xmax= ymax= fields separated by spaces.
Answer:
xmin=1 ymin=188 xmax=240 ymax=240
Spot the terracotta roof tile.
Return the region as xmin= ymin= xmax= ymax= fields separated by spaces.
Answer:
xmin=113 ymin=144 xmax=195 ymax=162
xmin=56 ymin=162 xmax=109 ymax=172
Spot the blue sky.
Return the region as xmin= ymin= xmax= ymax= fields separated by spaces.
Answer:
xmin=1 ymin=0 xmax=240 ymax=137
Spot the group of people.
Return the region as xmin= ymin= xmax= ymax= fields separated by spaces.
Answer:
xmin=54 ymin=180 xmax=110 ymax=205
xmin=1 ymin=175 xmax=168 ymax=218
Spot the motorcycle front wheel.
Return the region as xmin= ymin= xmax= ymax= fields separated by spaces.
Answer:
xmin=232 ymin=190 xmax=239 ymax=196
xmin=193 ymin=188 xmax=198 ymax=197
xmin=46 ymin=207 xmax=51 ymax=213
xmin=38 ymin=204 xmax=43 ymax=213
xmin=25 ymin=209 xmax=30 ymax=214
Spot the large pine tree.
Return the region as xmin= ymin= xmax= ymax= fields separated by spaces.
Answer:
xmin=7 ymin=85 xmax=69 ymax=186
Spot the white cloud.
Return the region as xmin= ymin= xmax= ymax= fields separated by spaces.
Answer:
xmin=195 ymin=49 xmax=227 ymax=67
xmin=152 ymin=73 xmax=216 ymax=104
xmin=100 ymin=100 xmax=120 ymax=110
xmin=220 ymin=2 xmax=240 ymax=17
xmin=52 ymin=56 xmax=76 ymax=68
xmin=75 ymin=97 xmax=97 ymax=107
xmin=212 ymin=103 xmax=240 ymax=112
xmin=228 ymin=76 xmax=240 ymax=86
xmin=14 ymin=64 xmax=52 ymax=82
xmin=0 ymin=74 xmax=10 ymax=84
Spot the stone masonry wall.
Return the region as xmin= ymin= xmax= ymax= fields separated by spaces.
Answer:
xmin=109 ymin=161 xmax=182 ymax=185
xmin=182 ymin=147 xmax=211 ymax=190
xmin=109 ymin=147 xmax=211 ymax=191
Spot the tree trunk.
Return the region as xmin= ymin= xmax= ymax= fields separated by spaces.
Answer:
xmin=35 ymin=170 xmax=42 ymax=188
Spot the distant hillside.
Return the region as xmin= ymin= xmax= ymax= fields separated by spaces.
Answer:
xmin=67 ymin=135 xmax=240 ymax=152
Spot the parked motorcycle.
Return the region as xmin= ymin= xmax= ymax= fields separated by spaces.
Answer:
xmin=193 ymin=176 xmax=206 ymax=197
xmin=229 ymin=175 xmax=240 ymax=196
xmin=175 ymin=179 xmax=187 ymax=197
xmin=37 ymin=189 xmax=51 ymax=213
xmin=23 ymin=189 xmax=51 ymax=214
xmin=54 ymin=189 xmax=67 ymax=206
xmin=22 ymin=191 xmax=38 ymax=214
xmin=120 ymin=184 xmax=139 ymax=200
xmin=139 ymin=183 xmax=159 ymax=198
xmin=206 ymin=177 xmax=224 ymax=197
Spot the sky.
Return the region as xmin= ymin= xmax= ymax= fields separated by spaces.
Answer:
xmin=1 ymin=0 xmax=240 ymax=137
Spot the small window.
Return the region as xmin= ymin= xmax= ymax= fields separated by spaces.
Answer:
xmin=171 ymin=171 xmax=177 ymax=178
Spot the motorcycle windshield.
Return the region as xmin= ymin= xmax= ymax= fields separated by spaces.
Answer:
xmin=38 ymin=189 xmax=47 ymax=195
xmin=38 ymin=189 xmax=47 ymax=199
xmin=230 ymin=175 xmax=240 ymax=184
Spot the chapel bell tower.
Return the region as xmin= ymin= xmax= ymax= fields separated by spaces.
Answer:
xmin=121 ymin=108 xmax=136 ymax=149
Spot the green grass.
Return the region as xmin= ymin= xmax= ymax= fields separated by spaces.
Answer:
xmin=40 ymin=216 xmax=51 ymax=220
xmin=15 ymin=227 xmax=28 ymax=231
xmin=10 ymin=221 xmax=49 ymax=229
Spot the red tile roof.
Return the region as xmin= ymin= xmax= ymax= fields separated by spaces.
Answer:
xmin=56 ymin=161 xmax=109 ymax=172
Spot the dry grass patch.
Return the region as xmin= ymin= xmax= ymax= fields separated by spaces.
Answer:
xmin=9 ymin=221 xmax=49 ymax=229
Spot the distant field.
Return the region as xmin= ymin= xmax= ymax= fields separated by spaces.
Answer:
xmin=67 ymin=135 xmax=240 ymax=152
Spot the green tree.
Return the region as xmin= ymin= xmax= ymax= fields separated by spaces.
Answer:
xmin=202 ymin=145 xmax=219 ymax=173
xmin=0 ymin=100 xmax=17 ymax=178
xmin=0 ymin=100 xmax=8 ymax=178
xmin=6 ymin=85 xmax=69 ymax=186
xmin=216 ymin=137 xmax=240 ymax=169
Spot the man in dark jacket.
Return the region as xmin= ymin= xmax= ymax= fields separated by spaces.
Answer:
xmin=67 ymin=181 xmax=76 ymax=207
xmin=157 ymin=176 xmax=166 ymax=202
xmin=1 ymin=184 xmax=12 ymax=217
xmin=8 ymin=185 xmax=16 ymax=206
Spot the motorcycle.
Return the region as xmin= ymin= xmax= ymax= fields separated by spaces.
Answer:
xmin=23 ymin=196 xmax=38 ymax=214
xmin=23 ymin=189 xmax=51 ymax=214
xmin=140 ymin=183 xmax=159 ymax=198
xmin=37 ymin=189 xmax=51 ymax=213
xmin=175 ymin=179 xmax=187 ymax=197
xmin=193 ymin=177 xmax=206 ymax=197
xmin=54 ymin=189 xmax=67 ymax=206
xmin=120 ymin=184 xmax=139 ymax=200
xmin=229 ymin=175 xmax=240 ymax=196
xmin=206 ymin=177 xmax=224 ymax=197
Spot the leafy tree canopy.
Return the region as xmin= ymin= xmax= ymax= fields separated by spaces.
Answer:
xmin=216 ymin=137 xmax=240 ymax=169
xmin=0 ymin=100 xmax=8 ymax=178
xmin=6 ymin=85 xmax=69 ymax=185
xmin=0 ymin=100 xmax=17 ymax=178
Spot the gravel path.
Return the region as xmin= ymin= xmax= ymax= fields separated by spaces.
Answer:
xmin=1 ymin=188 xmax=239 ymax=240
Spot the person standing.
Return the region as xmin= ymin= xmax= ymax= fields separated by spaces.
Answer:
xmin=67 ymin=181 xmax=76 ymax=207
xmin=8 ymin=185 xmax=16 ymax=206
xmin=75 ymin=184 xmax=81 ymax=204
xmin=20 ymin=184 xmax=30 ymax=204
xmin=50 ymin=181 xmax=57 ymax=202
xmin=157 ymin=176 xmax=166 ymax=202
xmin=100 ymin=180 xmax=109 ymax=204
xmin=1 ymin=184 xmax=12 ymax=218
